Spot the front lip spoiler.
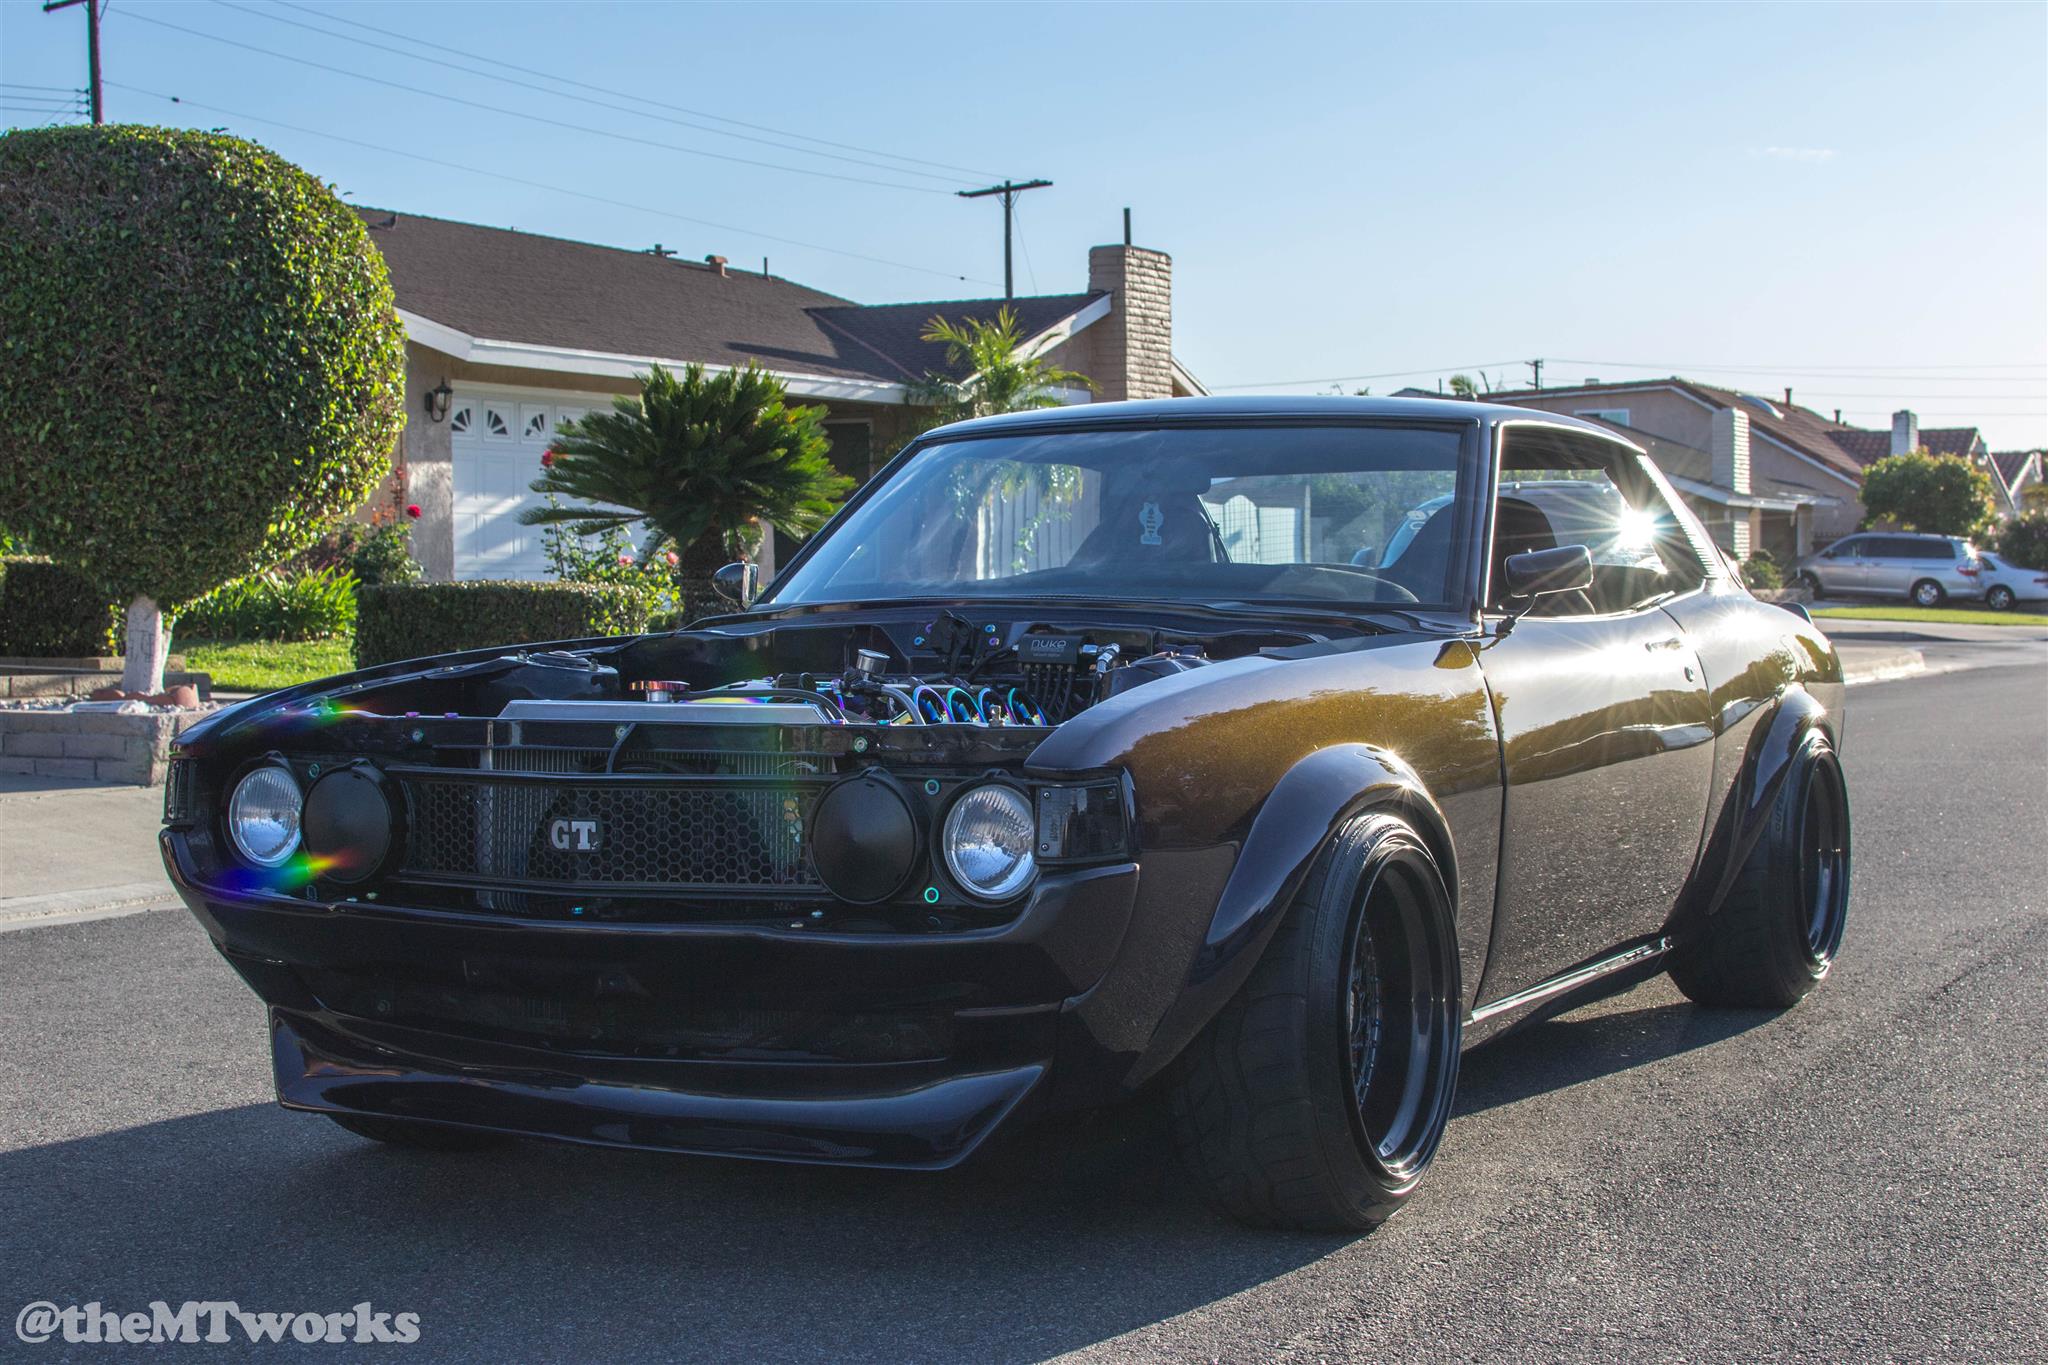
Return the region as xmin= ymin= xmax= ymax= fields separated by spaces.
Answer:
xmin=273 ymin=1009 xmax=1045 ymax=1170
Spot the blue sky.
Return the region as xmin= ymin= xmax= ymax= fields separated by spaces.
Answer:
xmin=5 ymin=0 xmax=2044 ymax=447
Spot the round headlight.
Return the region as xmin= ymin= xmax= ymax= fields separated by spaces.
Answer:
xmin=941 ymin=783 xmax=1037 ymax=901
xmin=228 ymin=765 xmax=303 ymax=868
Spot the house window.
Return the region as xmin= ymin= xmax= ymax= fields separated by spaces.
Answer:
xmin=449 ymin=405 xmax=472 ymax=435
xmin=1574 ymin=408 xmax=1632 ymax=427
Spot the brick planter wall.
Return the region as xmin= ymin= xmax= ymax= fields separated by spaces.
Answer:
xmin=0 ymin=709 xmax=211 ymax=785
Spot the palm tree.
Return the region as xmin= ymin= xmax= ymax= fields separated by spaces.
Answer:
xmin=520 ymin=363 xmax=852 ymax=609
xmin=912 ymin=306 xmax=1096 ymax=422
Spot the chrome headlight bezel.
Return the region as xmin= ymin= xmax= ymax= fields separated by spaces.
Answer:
xmin=939 ymin=781 xmax=1039 ymax=903
xmin=226 ymin=762 xmax=304 ymax=869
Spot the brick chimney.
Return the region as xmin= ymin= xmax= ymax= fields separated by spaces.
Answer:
xmin=1712 ymin=406 xmax=1752 ymax=495
xmin=1085 ymin=243 xmax=1173 ymax=402
xmin=1891 ymin=409 xmax=1919 ymax=455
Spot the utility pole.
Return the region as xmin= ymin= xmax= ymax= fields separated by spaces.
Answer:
xmin=1528 ymin=358 xmax=1544 ymax=390
xmin=42 ymin=0 xmax=102 ymax=124
xmin=957 ymin=179 xmax=1052 ymax=299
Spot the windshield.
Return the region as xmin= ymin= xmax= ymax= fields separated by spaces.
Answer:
xmin=767 ymin=424 xmax=1469 ymax=609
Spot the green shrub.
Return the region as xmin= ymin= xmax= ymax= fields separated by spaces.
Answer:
xmin=354 ymin=581 xmax=652 ymax=669
xmin=286 ymin=520 xmax=421 ymax=587
xmin=0 ymin=555 xmax=118 ymax=657
xmin=1993 ymin=509 xmax=2048 ymax=569
xmin=0 ymin=124 xmax=406 ymax=690
xmin=176 ymin=568 xmax=359 ymax=642
xmin=1740 ymin=550 xmax=1784 ymax=591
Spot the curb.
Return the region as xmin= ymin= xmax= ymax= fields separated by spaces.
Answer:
xmin=0 ymin=881 xmax=179 ymax=933
xmin=1840 ymin=648 xmax=1927 ymax=687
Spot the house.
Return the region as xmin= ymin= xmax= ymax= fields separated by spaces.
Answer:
xmin=1479 ymin=378 xmax=1869 ymax=562
xmin=356 ymin=209 xmax=1205 ymax=580
xmin=1990 ymin=450 xmax=2043 ymax=517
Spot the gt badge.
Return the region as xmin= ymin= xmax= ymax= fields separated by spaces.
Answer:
xmin=548 ymin=817 xmax=602 ymax=852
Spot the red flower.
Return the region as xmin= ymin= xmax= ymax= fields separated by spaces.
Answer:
xmin=617 ymin=553 xmax=634 ymax=566
xmin=540 ymin=449 xmax=555 ymax=468
xmin=664 ymin=550 xmax=679 ymax=566
xmin=405 ymin=504 xmax=422 ymax=519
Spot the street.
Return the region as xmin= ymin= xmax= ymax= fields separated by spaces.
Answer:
xmin=2 ymin=662 xmax=2043 ymax=1363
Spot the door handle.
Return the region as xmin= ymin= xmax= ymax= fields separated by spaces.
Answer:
xmin=1645 ymin=637 xmax=1684 ymax=652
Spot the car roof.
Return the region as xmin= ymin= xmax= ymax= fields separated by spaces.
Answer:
xmin=921 ymin=395 xmax=1637 ymax=443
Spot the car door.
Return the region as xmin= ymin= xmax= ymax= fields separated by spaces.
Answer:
xmin=1863 ymin=536 xmax=1920 ymax=597
xmin=1473 ymin=426 xmax=1716 ymax=1004
xmin=1816 ymin=535 xmax=1868 ymax=595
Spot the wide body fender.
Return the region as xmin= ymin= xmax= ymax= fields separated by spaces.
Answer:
xmin=1056 ymin=743 xmax=1471 ymax=1101
xmin=1672 ymin=683 xmax=1841 ymax=936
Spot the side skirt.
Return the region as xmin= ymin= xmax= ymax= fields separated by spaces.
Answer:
xmin=1462 ymin=935 xmax=1670 ymax=1047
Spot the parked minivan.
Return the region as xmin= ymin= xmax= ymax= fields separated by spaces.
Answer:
xmin=1792 ymin=532 xmax=1983 ymax=606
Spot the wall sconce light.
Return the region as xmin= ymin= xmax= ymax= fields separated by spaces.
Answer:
xmin=424 ymin=380 xmax=452 ymax=423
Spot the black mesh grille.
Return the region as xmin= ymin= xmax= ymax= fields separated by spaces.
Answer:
xmin=399 ymin=775 xmax=822 ymax=893
xmin=162 ymin=758 xmax=197 ymax=826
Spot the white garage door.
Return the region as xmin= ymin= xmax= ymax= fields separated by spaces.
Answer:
xmin=449 ymin=391 xmax=593 ymax=580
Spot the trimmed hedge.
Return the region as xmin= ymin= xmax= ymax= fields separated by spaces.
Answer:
xmin=0 ymin=125 xmax=406 ymax=611
xmin=354 ymin=581 xmax=652 ymax=668
xmin=0 ymin=555 xmax=118 ymax=657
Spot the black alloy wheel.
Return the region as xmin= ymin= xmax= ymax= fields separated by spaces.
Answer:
xmin=1170 ymin=813 xmax=1461 ymax=1231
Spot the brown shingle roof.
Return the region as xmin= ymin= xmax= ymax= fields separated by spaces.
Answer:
xmin=1486 ymin=377 xmax=1867 ymax=482
xmin=1992 ymin=450 xmax=2042 ymax=488
xmin=361 ymin=208 xmax=1102 ymax=387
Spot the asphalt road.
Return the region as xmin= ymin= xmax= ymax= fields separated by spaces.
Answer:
xmin=3 ymin=663 xmax=2043 ymax=1363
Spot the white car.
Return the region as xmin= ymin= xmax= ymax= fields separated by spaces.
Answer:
xmin=1976 ymin=553 xmax=2048 ymax=611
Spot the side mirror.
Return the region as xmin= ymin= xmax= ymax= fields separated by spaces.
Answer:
xmin=712 ymin=561 xmax=759 ymax=608
xmin=1502 ymin=544 xmax=1593 ymax=599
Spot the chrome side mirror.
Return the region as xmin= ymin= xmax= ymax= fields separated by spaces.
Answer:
xmin=712 ymin=561 xmax=759 ymax=607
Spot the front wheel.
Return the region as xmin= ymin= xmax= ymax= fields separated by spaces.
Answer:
xmin=1911 ymin=578 xmax=1946 ymax=607
xmin=1167 ymin=813 xmax=1462 ymax=1232
xmin=1986 ymin=585 xmax=2015 ymax=611
xmin=1795 ymin=572 xmax=1823 ymax=597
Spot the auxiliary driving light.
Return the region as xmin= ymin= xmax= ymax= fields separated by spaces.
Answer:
xmin=301 ymin=764 xmax=401 ymax=884
xmin=941 ymin=783 xmax=1037 ymax=902
xmin=227 ymin=764 xmax=303 ymax=868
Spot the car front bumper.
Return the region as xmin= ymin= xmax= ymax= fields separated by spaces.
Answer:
xmin=162 ymin=830 xmax=1197 ymax=1168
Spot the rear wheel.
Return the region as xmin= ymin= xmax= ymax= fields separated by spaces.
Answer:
xmin=1986 ymin=585 xmax=2015 ymax=611
xmin=1671 ymin=740 xmax=1849 ymax=1009
xmin=1795 ymin=572 xmax=1823 ymax=597
xmin=1167 ymin=813 xmax=1461 ymax=1232
xmin=328 ymin=1113 xmax=508 ymax=1151
xmin=1911 ymin=578 xmax=1946 ymax=607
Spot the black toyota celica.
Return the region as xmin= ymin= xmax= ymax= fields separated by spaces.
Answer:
xmin=161 ymin=398 xmax=1850 ymax=1231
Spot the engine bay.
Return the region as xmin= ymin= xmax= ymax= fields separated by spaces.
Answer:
xmin=468 ymin=608 xmax=1327 ymax=729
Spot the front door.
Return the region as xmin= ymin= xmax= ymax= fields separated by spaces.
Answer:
xmin=1474 ymin=428 xmax=1716 ymax=1003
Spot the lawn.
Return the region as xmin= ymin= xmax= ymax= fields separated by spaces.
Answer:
xmin=1811 ymin=605 xmax=2048 ymax=628
xmin=183 ymin=638 xmax=355 ymax=693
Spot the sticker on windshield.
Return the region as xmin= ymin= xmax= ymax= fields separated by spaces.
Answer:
xmin=1139 ymin=501 xmax=1164 ymax=546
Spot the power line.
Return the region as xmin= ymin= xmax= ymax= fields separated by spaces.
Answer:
xmin=119 ymin=9 xmax=958 ymax=195
xmin=108 ymin=82 xmax=998 ymax=288
xmin=958 ymin=179 xmax=1053 ymax=299
xmin=210 ymin=0 xmax=979 ymax=187
xmin=1545 ymin=356 xmax=2045 ymax=376
xmin=270 ymin=0 xmax=997 ymax=181
xmin=1212 ymin=362 xmax=1527 ymax=390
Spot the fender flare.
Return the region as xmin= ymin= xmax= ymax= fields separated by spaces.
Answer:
xmin=1124 ymin=743 xmax=1458 ymax=1088
xmin=1683 ymin=684 xmax=1839 ymax=926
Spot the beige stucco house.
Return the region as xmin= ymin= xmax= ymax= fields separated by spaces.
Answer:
xmin=354 ymin=209 xmax=1204 ymax=581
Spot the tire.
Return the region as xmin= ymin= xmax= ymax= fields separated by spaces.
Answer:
xmin=1911 ymin=579 xmax=1946 ymax=607
xmin=1986 ymin=585 xmax=2015 ymax=611
xmin=327 ymin=1113 xmax=508 ymax=1151
xmin=1670 ymin=741 xmax=1850 ymax=1009
xmin=1166 ymin=813 xmax=1462 ymax=1232
xmin=1795 ymin=572 xmax=1823 ymax=597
